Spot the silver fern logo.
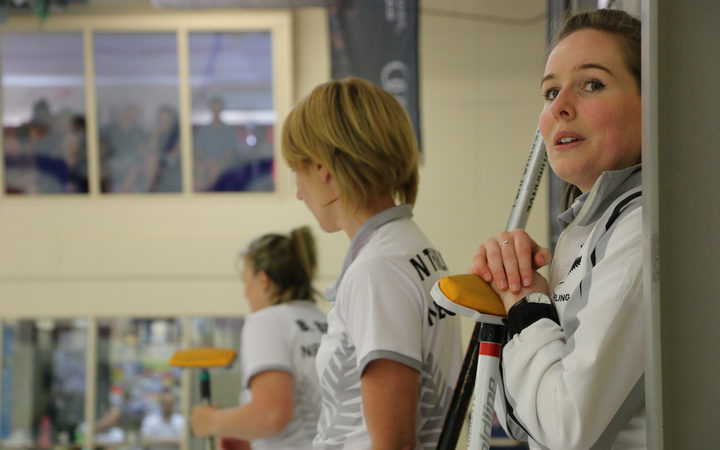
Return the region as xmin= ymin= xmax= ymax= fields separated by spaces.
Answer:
xmin=417 ymin=353 xmax=454 ymax=447
xmin=316 ymin=334 xmax=363 ymax=446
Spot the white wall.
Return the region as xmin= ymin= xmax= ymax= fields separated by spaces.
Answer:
xmin=0 ymin=2 xmax=548 ymax=322
xmin=417 ymin=0 xmax=548 ymax=275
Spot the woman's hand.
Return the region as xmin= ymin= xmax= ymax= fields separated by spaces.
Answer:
xmin=188 ymin=371 xmax=294 ymax=442
xmin=191 ymin=404 xmax=220 ymax=437
xmin=469 ymin=230 xmax=551 ymax=294
xmin=491 ymin=269 xmax=550 ymax=312
xmin=219 ymin=436 xmax=251 ymax=450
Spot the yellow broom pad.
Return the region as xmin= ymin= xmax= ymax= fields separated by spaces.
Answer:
xmin=437 ymin=274 xmax=507 ymax=317
xmin=170 ymin=347 xmax=237 ymax=368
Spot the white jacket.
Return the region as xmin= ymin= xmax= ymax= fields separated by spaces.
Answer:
xmin=496 ymin=165 xmax=646 ymax=449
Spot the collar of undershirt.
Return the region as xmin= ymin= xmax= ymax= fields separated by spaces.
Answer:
xmin=323 ymin=204 xmax=413 ymax=303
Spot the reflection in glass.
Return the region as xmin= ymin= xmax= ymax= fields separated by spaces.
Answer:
xmin=190 ymin=32 xmax=275 ymax=192
xmin=94 ymin=33 xmax=182 ymax=194
xmin=92 ymin=318 xmax=183 ymax=449
xmin=1 ymin=33 xmax=88 ymax=194
xmin=188 ymin=317 xmax=244 ymax=449
xmin=1 ymin=319 xmax=87 ymax=448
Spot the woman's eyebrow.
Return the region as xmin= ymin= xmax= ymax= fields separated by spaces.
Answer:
xmin=577 ymin=62 xmax=614 ymax=75
xmin=541 ymin=62 xmax=614 ymax=86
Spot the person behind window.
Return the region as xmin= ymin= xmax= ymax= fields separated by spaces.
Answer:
xmin=193 ymin=97 xmax=239 ymax=191
xmin=17 ymin=98 xmax=68 ymax=193
xmin=140 ymin=388 xmax=185 ymax=449
xmin=468 ymin=9 xmax=644 ymax=449
xmin=76 ymin=334 xmax=126 ymax=448
xmin=191 ymin=226 xmax=326 ymax=450
xmin=65 ymin=114 xmax=88 ymax=193
xmin=100 ymin=104 xmax=149 ymax=193
xmin=147 ymin=105 xmax=181 ymax=193
xmin=281 ymin=77 xmax=462 ymax=449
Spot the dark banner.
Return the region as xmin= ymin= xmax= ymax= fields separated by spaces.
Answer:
xmin=152 ymin=0 xmax=330 ymax=8
xmin=328 ymin=0 xmax=421 ymax=150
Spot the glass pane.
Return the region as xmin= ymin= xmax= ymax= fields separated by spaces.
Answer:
xmin=1 ymin=319 xmax=87 ymax=448
xmin=94 ymin=33 xmax=182 ymax=194
xmin=189 ymin=32 xmax=275 ymax=192
xmin=1 ymin=33 xmax=88 ymax=194
xmin=188 ymin=317 xmax=244 ymax=449
xmin=93 ymin=318 xmax=183 ymax=449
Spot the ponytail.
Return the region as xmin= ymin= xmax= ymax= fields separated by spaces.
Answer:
xmin=243 ymin=226 xmax=319 ymax=304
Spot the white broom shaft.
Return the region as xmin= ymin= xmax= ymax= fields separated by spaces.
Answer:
xmin=468 ymin=344 xmax=502 ymax=450
xmin=506 ymin=129 xmax=547 ymax=231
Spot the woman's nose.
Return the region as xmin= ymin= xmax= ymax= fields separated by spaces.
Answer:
xmin=550 ymin=88 xmax=576 ymax=120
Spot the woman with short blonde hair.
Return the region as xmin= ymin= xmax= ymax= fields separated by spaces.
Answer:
xmin=282 ymin=76 xmax=461 ymax=449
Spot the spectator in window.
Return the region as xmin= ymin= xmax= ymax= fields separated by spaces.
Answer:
xmin=193 ymin=97 xmax=239 ymax=191
xmin=140 ymin=388 xmax=185 ymax=449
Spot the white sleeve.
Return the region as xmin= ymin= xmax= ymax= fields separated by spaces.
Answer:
xmin=339 ymin=258 xmax=425 ymax=374
xmin=139 ymin=416 xmax=151 ymax=437
xmin=500 ymin=207 xmax=644 ymax=449
xmin=241 ymin=310 xmax=292 ymax=387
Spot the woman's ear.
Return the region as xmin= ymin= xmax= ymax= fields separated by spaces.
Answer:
xmin=257 ymin=270 xmax=272 ymax=291
xmin=315 ymin=163 xmax=331 ymax=183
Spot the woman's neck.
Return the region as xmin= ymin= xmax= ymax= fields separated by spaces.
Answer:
xmin=341 ymin=196 xmax=398 ymax=239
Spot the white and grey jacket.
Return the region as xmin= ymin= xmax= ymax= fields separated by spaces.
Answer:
xmin=496 ymin=165 xmax=645 ymax=449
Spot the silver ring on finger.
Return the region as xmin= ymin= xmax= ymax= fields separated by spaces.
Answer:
xmin=500 ymin=239 xmax=510 ymax=247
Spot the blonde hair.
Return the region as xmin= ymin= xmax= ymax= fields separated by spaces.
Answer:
xmin=242 ymin=226 xmax=318 ymax=304
xmin=282 ymin=77 xmax=419 ymax=207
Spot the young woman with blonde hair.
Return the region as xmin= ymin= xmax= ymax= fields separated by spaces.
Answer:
xmin=191 ymin=226 xmax=326 ymax=450
xmin=282 ymin=77 xmax=461 ymax=449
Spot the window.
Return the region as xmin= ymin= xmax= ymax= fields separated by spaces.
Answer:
xmin=1 ymin=319 xmax=88 ymax=447
xmin=188 ymin=317 xmax=244 ymax=449
xmin=95 ymin=33 xmax=181 ymax=194
xmin=190 ymin=32 xmax=275 ymax=193
xmin=0 ymin=14 xmax=286 ymax=196
xmin=1 ymin=316 xmax=248 ymax=449
xmin=1 ymin=33 xmax=88 ymax=195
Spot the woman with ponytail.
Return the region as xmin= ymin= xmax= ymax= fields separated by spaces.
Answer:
xmin=190 ymin=226 xmax=326 ymax=450
xmin=282 ymin=77 xmax=461 ymax=449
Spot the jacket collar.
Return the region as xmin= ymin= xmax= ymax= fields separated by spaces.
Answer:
xmin=558 ymin=164 xmax=642 ymax=230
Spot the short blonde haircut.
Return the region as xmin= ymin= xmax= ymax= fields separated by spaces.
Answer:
xmin=282 ymin=77 xmax=419 ymax=207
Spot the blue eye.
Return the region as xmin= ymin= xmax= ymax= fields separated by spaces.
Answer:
xmin=543 ymin=87 xmax=559 ymax=101
xmin=583 ymin=79 xmax=606 ymax=92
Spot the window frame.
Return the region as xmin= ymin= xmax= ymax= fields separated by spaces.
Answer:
xmin=0 ymin=9 xmax=293 ymax=198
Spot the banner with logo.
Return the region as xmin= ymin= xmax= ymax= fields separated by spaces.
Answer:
xmin=328 ymin=0 xmax=421 ymax=150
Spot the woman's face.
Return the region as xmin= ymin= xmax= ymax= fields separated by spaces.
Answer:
xmin=242 ymin=262 xmax=274 ymax=312
xmin=539 ymin=29 xmax=641 ymax=192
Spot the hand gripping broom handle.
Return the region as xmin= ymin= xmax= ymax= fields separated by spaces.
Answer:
xmin=436 ymin=129 xmax=546 ymax=449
